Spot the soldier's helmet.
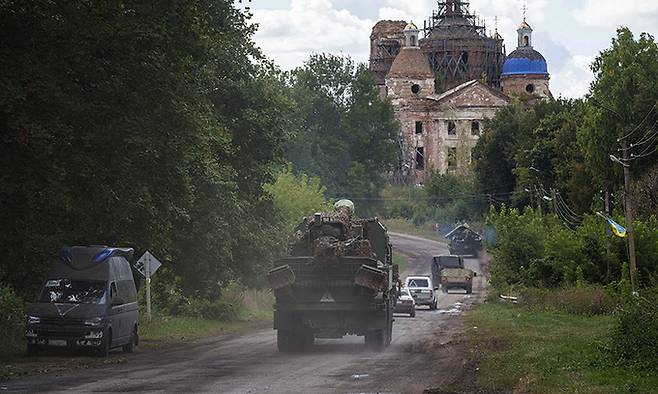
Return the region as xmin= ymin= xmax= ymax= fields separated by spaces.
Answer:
xmin=334 ymin=199 xmax=355 ymax=215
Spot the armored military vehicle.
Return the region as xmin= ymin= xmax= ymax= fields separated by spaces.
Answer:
xmin=268 ymin=200 xmax=397 ymax=352
xmin=445 ymin=224 xmax=483 ymax=256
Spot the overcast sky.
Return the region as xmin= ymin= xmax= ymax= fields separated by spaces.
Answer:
xmin=237 ymin=0 xmax=658 ymax=98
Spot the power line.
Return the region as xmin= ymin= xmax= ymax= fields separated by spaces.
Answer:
xmin=556 ymin=192 xmax=582 ymax=221
xmin=619 ymin=103 xmax=657 ymax=141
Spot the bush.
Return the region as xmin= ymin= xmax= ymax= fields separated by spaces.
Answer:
xmin=181 ymin=283 xmax=245 ymax=320
xmin=518 ymin=285 xmax=618 ymax=316
xmin=485 ymin=206 xmax=654 ymax=289
xmin=0 ymin=285 xmax=25 ymax=353
xmin=181 ymin=297 xmax=240 ymax=321
xmin=609 ymin=286 xmax=658 ymax=370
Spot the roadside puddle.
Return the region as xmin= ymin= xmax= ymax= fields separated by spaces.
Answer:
xmin=436 ymin=302 xmax=465 ymax=315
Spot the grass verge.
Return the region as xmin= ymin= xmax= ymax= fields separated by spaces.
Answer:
xmin=383 ymin=218 xmax=446 ymax=243
xmin=450 ymin=302 xmax=658 ymax=393
xmin=0 ymin=290 xmax=272 ymax=382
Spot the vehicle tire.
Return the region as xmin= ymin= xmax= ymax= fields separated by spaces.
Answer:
xmin=442 ymin=286 xmax=448 ymax=294
xmin=429 ymin=300 xmax=437 ymax=310
xmin=277 ymin=329 xmax=294 ymax=353
xmin=365 ymin=330 xmax=384 ymax=351
xmin=466 ymin=286 xmax=473 ymax=294
xmin=27 ymin=344 xmax=39 ymax=357
xmin=97 ymin=329 xmax=111 ymax=357
xmin=410 ymin=309 xmax=416 ymax=318
xmin=386 ymin=311 xmax=393 ymax=346
xmin=123 ymin=326 xmax=137 ymax=353
xmin=297 ymin=328 xmax=314 ymax=352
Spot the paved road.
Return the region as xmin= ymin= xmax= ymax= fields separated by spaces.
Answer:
xmin=5 ymin=233 xmax=484 ymax=394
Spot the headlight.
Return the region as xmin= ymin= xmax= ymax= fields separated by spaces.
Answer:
xmin=26 ymin=315 xmax=41 ymax=325
xmin=84 ymin=317 xmax=104 ymax=326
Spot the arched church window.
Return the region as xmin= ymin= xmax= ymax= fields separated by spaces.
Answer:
xmin=523 ymin=35 xmax=529 ymax=46
xmin=410 ymin=36 xmax=416 ymax=46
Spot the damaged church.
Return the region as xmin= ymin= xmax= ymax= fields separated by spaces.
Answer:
xmin=370 ymin=0 xmax=552 ymax=184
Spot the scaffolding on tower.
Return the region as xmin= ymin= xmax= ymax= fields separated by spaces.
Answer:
xmin=423 ymin=0 xmax=505 ymax=89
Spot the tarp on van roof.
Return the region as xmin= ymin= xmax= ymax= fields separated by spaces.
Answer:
xmin=49 ymin=246 xmax=134 ymax=281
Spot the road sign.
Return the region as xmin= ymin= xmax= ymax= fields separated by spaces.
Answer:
xmin=135 ymin=251 xmax=162 ymax=277
xmin=135 ymin=251 xmax=162 ymax=322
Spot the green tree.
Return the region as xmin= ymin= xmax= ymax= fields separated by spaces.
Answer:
xmin=579 ymin=28 xmax=658 ymax=191
xmin=265 ymin=166 xmax=332 ymax=234
xmin=285 ymin=54 xmax=399 ymax=210
xmin=0 ymin=1 xmax=290 ymax=298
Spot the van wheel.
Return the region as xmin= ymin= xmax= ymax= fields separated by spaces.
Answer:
xmin=123 ymin=326 xmax=137 ymax=353
xmin=410 ymin=309 xmax=416 ymax=318
xmin=97 ymin=329 xmax=111 ymax=357
xmin=27 ymin=344 xmax=40 ymax=356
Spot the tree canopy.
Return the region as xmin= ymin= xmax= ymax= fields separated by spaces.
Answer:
xmin=0 ymin=0 xmax=291 ymax=297
xmin=284 ymin=54 xmax=399 ymax=208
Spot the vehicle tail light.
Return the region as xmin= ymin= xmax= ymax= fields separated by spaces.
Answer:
xmin=465 ymin=277 xmax=471 ymax=281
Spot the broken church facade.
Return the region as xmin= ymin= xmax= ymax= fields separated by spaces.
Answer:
xmin=371 ymin=0 xmax=552 ymax=184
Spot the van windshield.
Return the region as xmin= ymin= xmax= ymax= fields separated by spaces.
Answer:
xmin=39 ymin=279 xmax=107 ymax=304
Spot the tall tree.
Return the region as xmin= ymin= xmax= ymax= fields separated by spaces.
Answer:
xmin=285 ymin=54 xmax=398 ymax=208
xmin=579 ymin=28 xmax=658 ymax=192
xmin=0 ymin=1 xmax=291 ymax=297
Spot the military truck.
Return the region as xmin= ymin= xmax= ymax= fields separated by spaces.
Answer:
xmin=431 ymin=255 xmax=477 ymax=294
xmin=268 ymin=200 xmax=397 ymax=352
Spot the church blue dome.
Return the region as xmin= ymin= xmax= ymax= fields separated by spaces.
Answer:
xmin=502 ymin=48 xmax=548 ymax=76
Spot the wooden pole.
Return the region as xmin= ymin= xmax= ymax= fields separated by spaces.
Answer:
xmin=622 ymin=141 xmax=638 ymax=292
xmin=146 ymin=252 xmax=152 ymax=322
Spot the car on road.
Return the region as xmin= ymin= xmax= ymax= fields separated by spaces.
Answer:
xmin=25 ymin=246 xmax=140 ymax=357
xmin=405 ymin=276 xmax=438 ymax=310
xmin=394 ymin=287 xmax=416 ymax=317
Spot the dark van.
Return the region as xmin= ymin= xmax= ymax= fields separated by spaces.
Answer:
xmin=25 ymin=246 xmax=139 ymax=357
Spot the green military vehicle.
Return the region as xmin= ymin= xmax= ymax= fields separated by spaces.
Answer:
xmin=431 ymin=255 xmax=477 ymax=294
xmin=267 ymin=200 xmax=398 ymax=352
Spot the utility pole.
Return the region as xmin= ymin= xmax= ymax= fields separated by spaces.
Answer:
xmin=621 ymin=140 xmax=638 ymax=292
xmin=604 ymin=190 xmax=611 ymax=282
xmin=538 ymin=186 xmax=544 ymax=215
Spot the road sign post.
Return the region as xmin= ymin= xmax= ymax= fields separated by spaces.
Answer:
xmin=146 ymin=253 xmax=152 ymax=322
xmin=136 ymin=251 xmax=162 ymax=323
